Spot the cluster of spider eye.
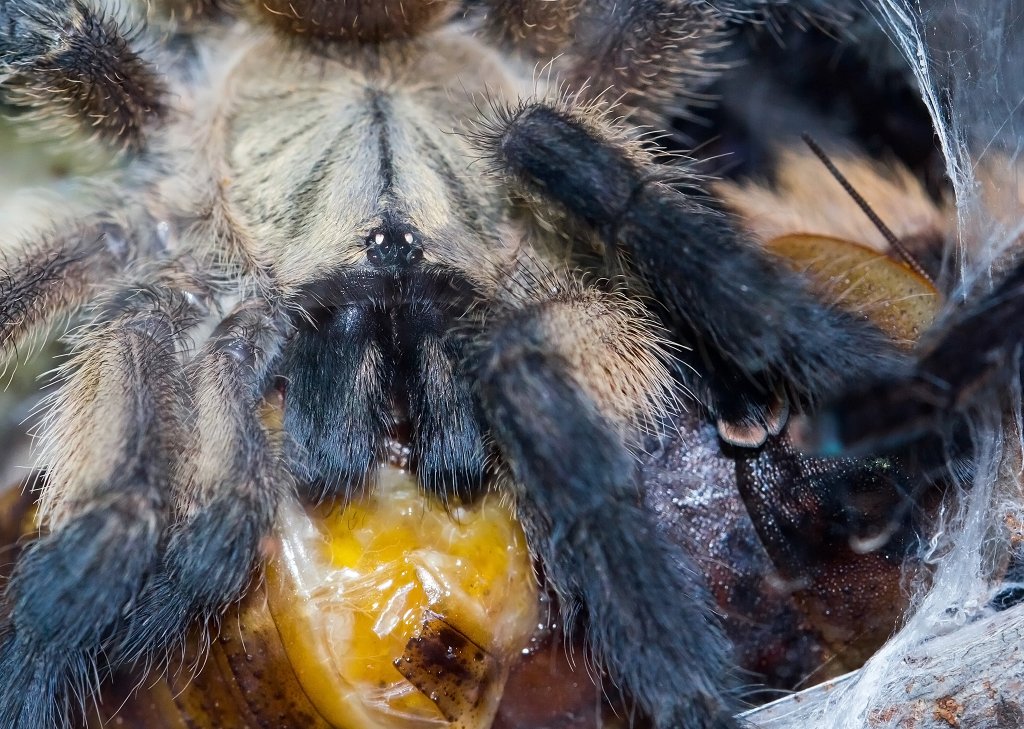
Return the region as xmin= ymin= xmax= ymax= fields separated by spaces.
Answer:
xmin=0 ymin=0 xmax=1017 ymax=727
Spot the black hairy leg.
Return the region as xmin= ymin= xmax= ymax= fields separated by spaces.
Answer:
xmin=0 ymin=0 xmax=166 ymax=148
xmin=471 ymin=271 xmax=737 ymax=729
xmin=116 ymin=298 xmax=289 ymax=669
xmin=560 ymin=0 xmax=723 ymax=120
xmin=0 ymin=267 xmax=210 ymax=729
xmin=804 ymin=259 xmax=1024 ymax=456
xmin=477 ymin=100 xmax=904 ymax=434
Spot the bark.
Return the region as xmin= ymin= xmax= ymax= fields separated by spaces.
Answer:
xmin=740 ymin=604 xmax=1024 ymax=728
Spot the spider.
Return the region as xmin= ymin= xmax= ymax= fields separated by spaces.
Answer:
xmin=0 ymin=1 xmax=905 ymax=727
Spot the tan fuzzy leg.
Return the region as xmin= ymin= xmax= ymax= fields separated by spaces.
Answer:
xmin=475 ymin=0 xmax=723 ymax=123
xmin=180 ymin=298 xmax=288 ymax=515
xmin=0 ymin=265 xmax=211 ymax=729
xmin=0 ymin=216 xmax=139 ymax=363
xmin=561 ymin=0 xmax=726 ymax=122
xmin=486 ymin=263 xmax=676 ymax=443
xmin=35 ymin=265 xmax=213 ymax=528
xmin=115 ymin=298 xmax=290 ymax=668
xmin=0 ymin=0 xmax=167 ymax=149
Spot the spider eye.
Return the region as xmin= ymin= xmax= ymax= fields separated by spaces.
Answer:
xmin=365 ymin=226 xmax=424 ymax=268
xmin=255 ymin=0 xmax=459 ymax=41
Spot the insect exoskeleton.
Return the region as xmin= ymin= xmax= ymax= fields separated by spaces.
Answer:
xmin=265 ymin=467 xmax=539 ymax=729
xmin=716 ymin=147 xmax=945 ymax=345
xmin=766 ymin=233 xmax=940 ymax=345
xmin=71 ymin=463 xmax=539 ymax=729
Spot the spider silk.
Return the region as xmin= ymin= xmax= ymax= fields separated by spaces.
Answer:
xmin=800 ymin=1 xmax=1024 ymax=726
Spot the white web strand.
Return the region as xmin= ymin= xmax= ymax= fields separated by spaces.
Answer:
xmin=770 ymin=1 xmax=1024 ymax=726
xmin=867 ymin=0 xmax=1024 ymax=287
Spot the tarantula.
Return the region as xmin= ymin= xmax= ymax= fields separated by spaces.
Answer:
xmin=0 ymin=1 xmax=905 ymax=727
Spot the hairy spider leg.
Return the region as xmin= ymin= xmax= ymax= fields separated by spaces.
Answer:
xmin=472 ymin=267 xmax=740 ymax=729
xmin=0 ymin=216 xmax=144 ymax=361
xmin=477 ymin=0 xmax=725 ymax=122
xmin=0 ymin=0 xmax=167 ymax=149
xmin=150 ymin=0 xmax=230 ymax=25
xmin=253 ymin=0 xmax=460 ymax=41
xmin=0 ymin=267 xmax=210 ymax=729
xmin=480 ymin=99 xmax=904 ymax=431
xmin=475 ymin=0 xmax=585 ymax=59
xmin=115 ymin=298 xmax=290 ymax=669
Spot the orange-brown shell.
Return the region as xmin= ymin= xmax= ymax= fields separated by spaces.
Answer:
xmin=767 ymin=233 xmax=942 ymax=347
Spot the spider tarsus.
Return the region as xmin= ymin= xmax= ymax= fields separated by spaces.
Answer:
xmin=0 ymin=493 xmax=164 ymax=728
xmin=116 ymin=493 xmax=274 ymax=667
xmin=474 ymin=292 xmax=738 ymax=729
xmin=0 ymin=633 xmax=79 ymax=729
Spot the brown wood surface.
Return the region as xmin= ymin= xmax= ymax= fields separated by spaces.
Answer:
xmin=741 ymin=604 xmax=1024 ymax=729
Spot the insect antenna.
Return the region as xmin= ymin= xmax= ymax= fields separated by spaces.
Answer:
xmin=801 ymin=133 xmax=934 ymax=286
